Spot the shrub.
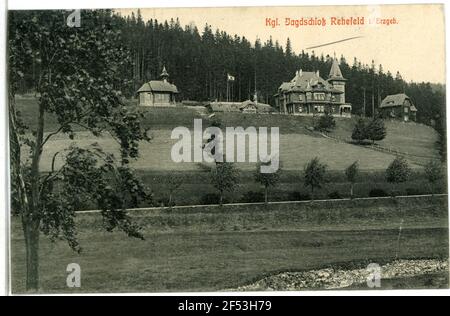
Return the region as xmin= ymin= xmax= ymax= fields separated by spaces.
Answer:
xmin=345 ymin=161 xmax=359 ymax=199
xmin=406 ymin=188 xmax=423 ymax=196
xmin=255 ymin=160 xmax=281 ymax=204
xmin=328 ymin=191 xmax=342 ymax=199
xmin=289 ymin=191 xmax=311 ymax=201
xmin=369 ymin=188 xmax=389 ymax=197
xmin=303 ymin=157 xmax=328 ymax=200
xmin=386 ymin=157 xmax=411 ymax=184
xmin=240 ymin=191 xmax=265 ymax=203
xmin=210 ymin=162 xmax=240 ymax=205
xmin=424 ymin=160 xmax=444 ymax=195
xmin=315 ymin=112 xmax=336 ymax=132
xmin=200 ymin=193 xmax=222 ymax=205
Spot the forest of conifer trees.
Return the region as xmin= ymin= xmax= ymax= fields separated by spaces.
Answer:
xmin=15 ymin=9 xmax=446 ymax=128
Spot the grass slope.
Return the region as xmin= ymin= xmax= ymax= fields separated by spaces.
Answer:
xmin=11 ymin=196 xmax=449 ymax=293
xmin=16 ymin=97 xmax=438 ymax=169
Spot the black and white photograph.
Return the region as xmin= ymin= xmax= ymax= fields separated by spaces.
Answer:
xmin=1 ymin=1 xmax=449 ymax=298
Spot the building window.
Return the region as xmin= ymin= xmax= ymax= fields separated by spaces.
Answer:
xmin=404 ymin=107 xmax=409 ymax=113
xmin=314 ymin=93 xmax=326 ymax=101
xmin=314 ymin=105 xmax=325 ymax=113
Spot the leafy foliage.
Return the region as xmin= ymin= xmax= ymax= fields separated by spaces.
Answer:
xmin=210 ymin=162 xmax=239 ymax=205
xmin=303 ymin=157 xmax=327 ymax=199
xmin=254 ymin=161 xmax=281 ymax=203
xmin=345 ymin=161 xmax=359 ymax=199
xmin=315 ymin=111 xmax=336 ymax=132
xmin=164 ymin=172 xmax=184 ymax=207
xmin=345 ymin=161 xmax=359 ymax=184
xmin=424 ymin=160 xmax=444 ymax=194
xmin=8 ymin=10 xmax=151 ymax=289
xmin=386 ymin=157 xmax=412 ymax=184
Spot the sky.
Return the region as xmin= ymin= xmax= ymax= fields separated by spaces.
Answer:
xmin=117 ymin=4 xmax=446 ymax=84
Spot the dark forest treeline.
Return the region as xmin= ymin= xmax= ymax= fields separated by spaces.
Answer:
xmin=15 ymin=10 xmax=445 ymax=127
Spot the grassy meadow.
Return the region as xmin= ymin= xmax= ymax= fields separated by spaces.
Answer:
xmin=14 ymin=97 xmax=445 ymax=206
xmin=11 ymin=98 xmax=448 ymax=293
xmin=11 ymin=196 xmax=449 ymax=293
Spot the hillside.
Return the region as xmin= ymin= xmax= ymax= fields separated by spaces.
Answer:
xmin=16 ymin=97 xmax=439 ymax=170
xmin=327 ymin=117 xmax=440 ymax=163
xmin=14 ymin=98 xmax=445 ymax=205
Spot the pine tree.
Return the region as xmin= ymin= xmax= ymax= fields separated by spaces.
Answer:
xmin=366 ymin=118 xmax=387 ymax=144
xmin=285 ymin=37 xmax=292 ymax=57
xmin=351 ymin=118 xmax=367 ymax=144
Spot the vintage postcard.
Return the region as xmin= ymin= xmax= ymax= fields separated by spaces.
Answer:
xmin=6 ymin=3 xmax=449 ymax=295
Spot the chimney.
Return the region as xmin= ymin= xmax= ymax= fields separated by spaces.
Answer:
xmin=316 ymin=70 xmax=320 ymax=77
xmin=299 ymin=69 xmax=303 ymax=76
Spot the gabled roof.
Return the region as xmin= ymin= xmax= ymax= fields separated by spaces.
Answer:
xmin=278 ymin=70 xmax=337 ymax=93
xmin=137 ymin=80 xmax=179 ymax=93
xmin=380 ymin=93 xmax=412 ymax=108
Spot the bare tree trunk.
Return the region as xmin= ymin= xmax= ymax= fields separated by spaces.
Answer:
xmin=9 ymin=93 xmax=40 ymax=291
xmin=23 ymin=218 xmax=40 ymax=291
xmin=24 ymin=95 xmax=45 ymax=291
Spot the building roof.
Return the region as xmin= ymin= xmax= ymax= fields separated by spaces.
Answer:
xmin=380 ymin=93 xmax=412 ymax=108
xmin=209 ymin=102 xmax=242 ymax=112
xmin=160 ymin=66 xmax=169 ymax=78
xmin=279 ymin=70 xmax=335 ymax=93
xmin=137 ymin=80 xmax=179 ymax=94
xmin=209 ymin=100 xmax=273 ymax=113
xmin=328 ymin=58 xmax=346 ymax=81
xmin=278 ymin=64 xmax=347 ymax=95
xmin=241 ymin=100 xmax=273 ymax=112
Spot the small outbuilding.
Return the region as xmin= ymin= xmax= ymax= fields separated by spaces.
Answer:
xmin=380 ymin=93 xmax=417 ymax=122
xmin=137 ymin=66 xmax=179 ymax=107
xmin=208 ymin=100 xmax=274 ymax=114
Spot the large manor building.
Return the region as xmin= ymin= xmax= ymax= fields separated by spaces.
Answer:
xmin=274 ymin=58 xmax=352 ymax=117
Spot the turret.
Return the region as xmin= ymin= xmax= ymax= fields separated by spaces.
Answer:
xmin=160 ymin=65 xmax=170 ymax=83
xmin=328 ymin=58 xmax=347 ymax=103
